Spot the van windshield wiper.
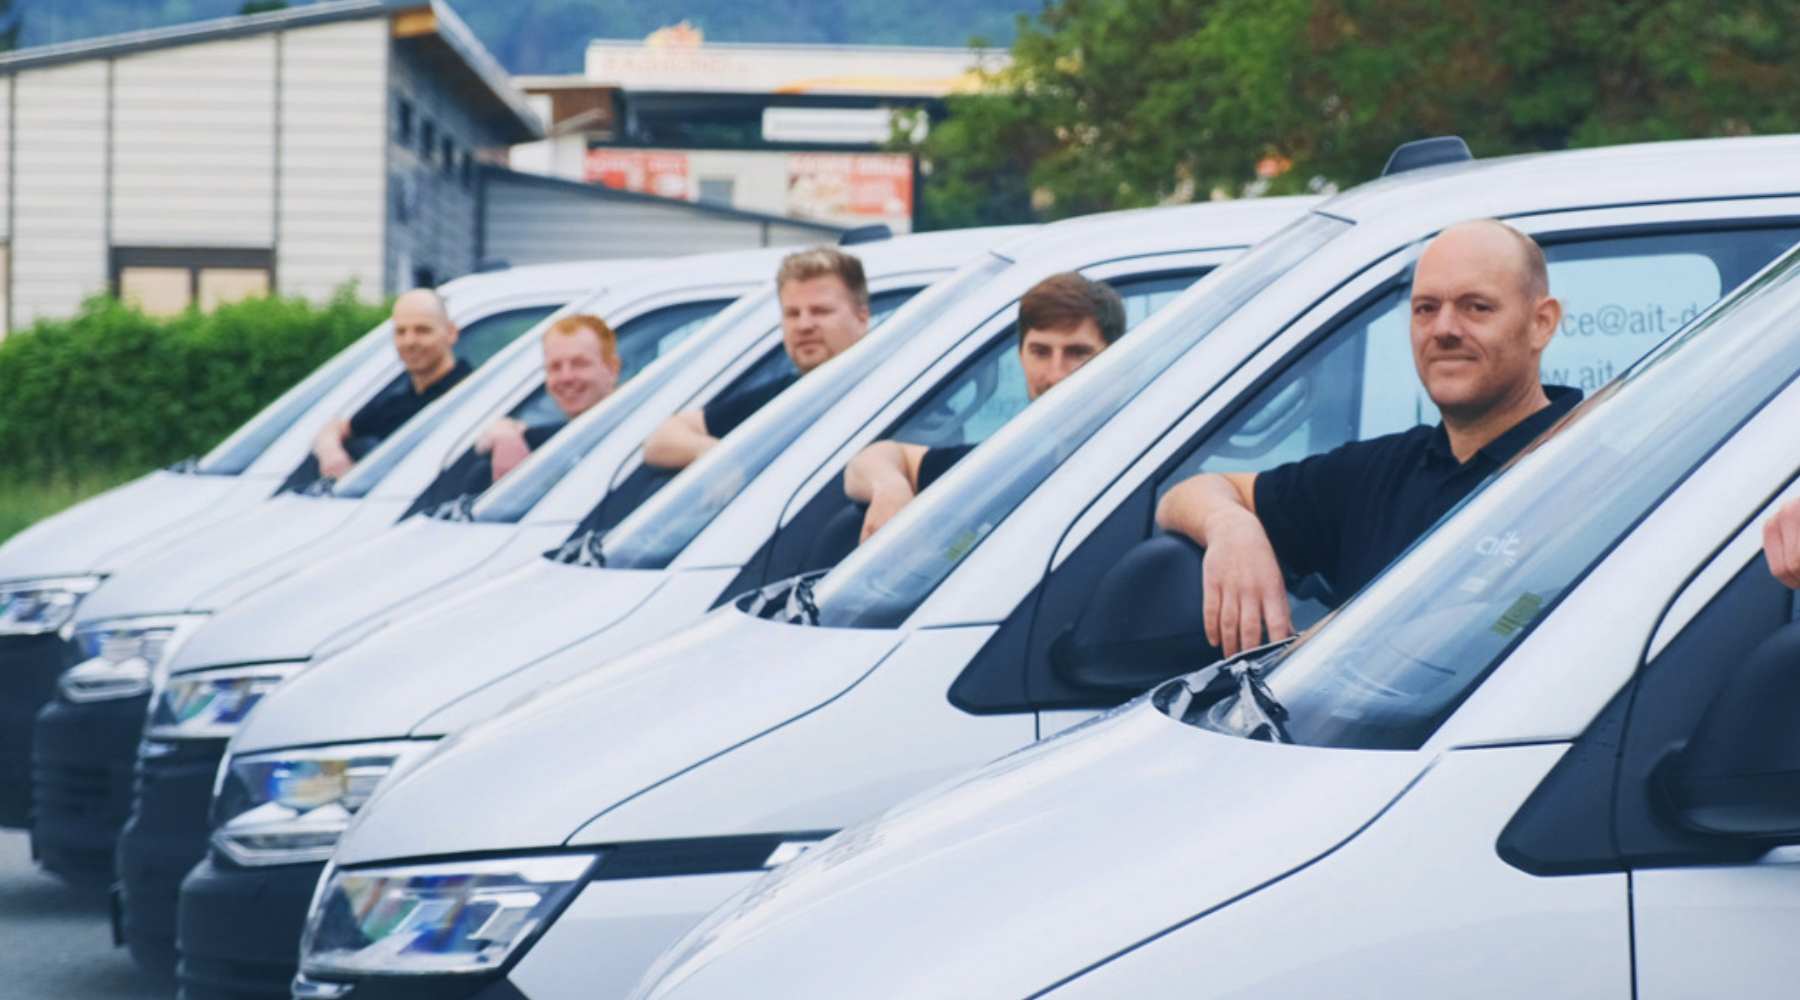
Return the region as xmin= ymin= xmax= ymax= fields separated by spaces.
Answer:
xmin=545 ymin=528 xmax=606 ymax=568
xmin=739 ymin=572 xmax=826 ymax=626
xmin=1161 ymin=637 xmax=1296 ymax=743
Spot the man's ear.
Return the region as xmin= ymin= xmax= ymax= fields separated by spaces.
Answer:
xmin=1530 ymin=296 xmax=1561 ymax=351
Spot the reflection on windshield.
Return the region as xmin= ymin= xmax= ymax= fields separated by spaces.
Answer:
xmin=810 ymin=213 xmax=1350 ymax=629
xmin=470 ymin=293 xmax=771 ymax=523
xmin=1201 ymin=248 xmax=1800 ymax=751
xmin=601 ymin=253 xmax=1014 ymax=570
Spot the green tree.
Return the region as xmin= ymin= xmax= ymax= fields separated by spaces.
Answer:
xmin=912 ymin=0 xmax=1800 ymax=222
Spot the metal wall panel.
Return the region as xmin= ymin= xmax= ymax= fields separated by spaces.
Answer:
xmin=111 ymin=35 xmax=277 ymax=247
xmin=277 ymin=17 xmax=387 ymax=300
xmin=386 ymin=41 xmax=485 ymax=288
xmin=482 ymin=174 xmax=831 ymax=268
xmin=0 ymin=75 xmax=11 ymax=244
xmin=11 ymin=62 xmax=108 ymax=328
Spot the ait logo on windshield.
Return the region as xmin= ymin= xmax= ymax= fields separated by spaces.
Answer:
xmin=1459 ymin=531 xmax=1525 ymax=595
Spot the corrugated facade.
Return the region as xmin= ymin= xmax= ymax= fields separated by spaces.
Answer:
xmin=278 ymin=17 xmax=389 ymax=301
xmin=482 ymin=169 xmax=840 ymax=268
xmin=0 ymin=1 xmax=527 ymax=336
xmin=0 ymin=0 xmax=847 ymax=338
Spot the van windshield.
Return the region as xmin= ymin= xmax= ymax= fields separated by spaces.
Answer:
xmin=1182 ymin=246 xmax=1800 ymax=751
xmin=601 ymin=253 xmax=1013 ymax=570
xmin=809 ymin=213 xmax=1350 ymax=629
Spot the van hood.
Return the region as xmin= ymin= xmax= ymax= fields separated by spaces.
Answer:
xmin=0 ymin=471 xmax=251 ymax=581
xmin=331 ymin=607 xmax=902 ymax=865
xmin=230 ymin=559 xmax=689 ymax=754
xmin=73 ymin=494 xmax=368 ymax=620
xmin=168 ymin=517 xmax=554 ymax=672
xmin=637 ymin=698 xmax=1428 ymax=1000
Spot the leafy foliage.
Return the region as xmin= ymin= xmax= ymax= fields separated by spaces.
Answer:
xmin=0 ymin=292 xmax=388 ymax=481
xmin=909 ymin=0 xmax=1800 ymax=223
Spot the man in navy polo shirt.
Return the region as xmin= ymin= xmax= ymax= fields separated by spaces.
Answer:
xmin=1157 ymin=219 xmax=1580 ymax=657
xmin=1767 ymin=497 xmax=1800 ymax=589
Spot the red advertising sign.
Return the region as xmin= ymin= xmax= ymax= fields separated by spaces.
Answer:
xmin=585 ymin=149 xmax=692 ymax=200
xmin=786 ymin=153 xmax=913 ymax=222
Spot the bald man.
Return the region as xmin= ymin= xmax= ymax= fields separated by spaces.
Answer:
xmin=311 ymin=288 xmax=471 ymax=479
xmin=1157 ymin=219 xmax=1580 ymax=656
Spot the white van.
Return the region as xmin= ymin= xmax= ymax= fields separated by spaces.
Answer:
xmin=208 ymin=200 xmax=1312 ymax=999
xmin=297 ymin=137 xmax=1800 ymax=1000
xmin=0 ymin=261 xmax=596 ymax=827
xmin=630 ymin=229 xmax=1800 ymax=1000
xmin=87 ymin=227 xmax=1012 ymax=991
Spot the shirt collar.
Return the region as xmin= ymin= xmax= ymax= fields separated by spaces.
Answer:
xmin=1425 ymin=384 xmax=1585 ymax=469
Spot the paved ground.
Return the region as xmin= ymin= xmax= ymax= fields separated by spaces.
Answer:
xmin=0 ymin=828 xmax=173 ymax=1000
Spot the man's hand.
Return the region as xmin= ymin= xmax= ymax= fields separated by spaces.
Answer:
xmin=1156 ymin=472 xmax=1294 ymax=658
xmin=478 ymin=418 xmax=531 ymax=481
xmin=844 ymin=442 xmax=926 ymax=543
xmin=1198 ymin=507 xmax=1294 ymax=657
xmin=1765 ymin=496 xmax=1800 ymax=589
xmin=313 ymin=419 xmax=354 ymax=480
xmin=643 ymin=410 xmax=717 ymax=471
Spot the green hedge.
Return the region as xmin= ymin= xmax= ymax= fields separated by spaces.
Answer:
xmin=0 ymin=290 xmax=389 ymax=481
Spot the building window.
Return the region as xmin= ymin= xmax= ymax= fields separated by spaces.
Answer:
xmin=461 ymin=152 xmax=477 ymax=190
xmin=111 ymin=248 xmax=274 ymax=317
xmin=441 ymin=137 xmax=456 ymax=175
xmin=395 ymin=97 xmax=414 ymax=144
xmin=421 ymin=118 xmax=436 ymax=159
xmin=697 ymin=177 xmax=735 ymax=205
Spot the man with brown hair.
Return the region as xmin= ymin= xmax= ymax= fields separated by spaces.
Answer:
xmin=477 ymin=313 xmax=623 ymax=481
xmin=845 ymin=271 xmax=1127 ymax=541
xmin=644 ymin=246 xmax=870 ymax=471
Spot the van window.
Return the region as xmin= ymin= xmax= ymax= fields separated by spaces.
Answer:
xmin=1166 ymin=228 xmax=1793 ymax=488
xmin=453 ymin=305 xmax=561 ymax=368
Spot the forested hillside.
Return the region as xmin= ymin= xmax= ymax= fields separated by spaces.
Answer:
xmin=5 ymin=0 xmax=1034 ymax=71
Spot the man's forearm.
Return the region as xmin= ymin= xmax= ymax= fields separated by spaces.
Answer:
xmin=1155 ymin=473 xmax=1256 ymax=546
xmin=844 ymin=443 xmax=914 ymax=504
xmin=644 ymin=427 xmax=715 ymax=470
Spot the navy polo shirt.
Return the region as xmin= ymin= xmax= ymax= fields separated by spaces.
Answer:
xmin=1253 ymin=385 xmax=1582 ymax=602
xmin=347 ymin=358 xmax=472 ymax=441
xmin=701 ymin=373 xmax=798 ymax=439
xmin=916 ymin=442 xmax=976 ymax=493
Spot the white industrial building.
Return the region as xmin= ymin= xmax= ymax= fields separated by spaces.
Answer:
xmin=0 ymin=1 xmax=842 ymax=338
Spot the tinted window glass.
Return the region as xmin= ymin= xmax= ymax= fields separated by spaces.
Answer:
xmin=455 ymin=305 xmax=561 ymax=368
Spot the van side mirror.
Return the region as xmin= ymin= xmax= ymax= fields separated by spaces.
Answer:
xmin=1050 ymin=535 xmax=1221 ymax=695
xmin=1660 ymin=622 xmax=1800 ymax=840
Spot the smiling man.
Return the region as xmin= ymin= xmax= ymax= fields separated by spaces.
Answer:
xmin=311 ymin=288 xmax=470 ymax=479
xmin=1157 ymin=219 xmax=1580 ymax=656
xmin=844 ymin=272 xmax=1126 ymax=541
xmin=476 ymin=314 xmax=622 ymax=481
xmin=643 ymin=247 xmax=870 ymax=471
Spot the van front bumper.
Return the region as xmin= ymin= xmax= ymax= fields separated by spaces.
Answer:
xmin=0 ymin=633 xmax=76 ymax=827
xmin=178 ymin=854 xmax=325 ymax=1000
xmin=117 ymin=737 xmax=226 ymax=974
xmin=29 ymin=692 xmax=147 ymax=884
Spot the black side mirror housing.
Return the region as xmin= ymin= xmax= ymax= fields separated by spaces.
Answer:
xmin=1660 ymin=621 xmax=1800 ymax=840
xmin=1050 ymin=534 xmax=1221 ymax=695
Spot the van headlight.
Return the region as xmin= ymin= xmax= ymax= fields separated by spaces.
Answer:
xmin=300 ymin=854 xmax=597 ymax=978
xmin=59 ymin=614 xmax=207 ymax=703
xmin=211 ymin=741 xmax=433 ymax=867
xmin=0 ymin=576 xmax=102 ymax=637
xmin=146 ymin=662 xmax=305 ymax=741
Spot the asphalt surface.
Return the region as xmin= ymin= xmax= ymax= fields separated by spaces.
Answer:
xmin=0 ymin=828 xmax=173 ymax=1000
